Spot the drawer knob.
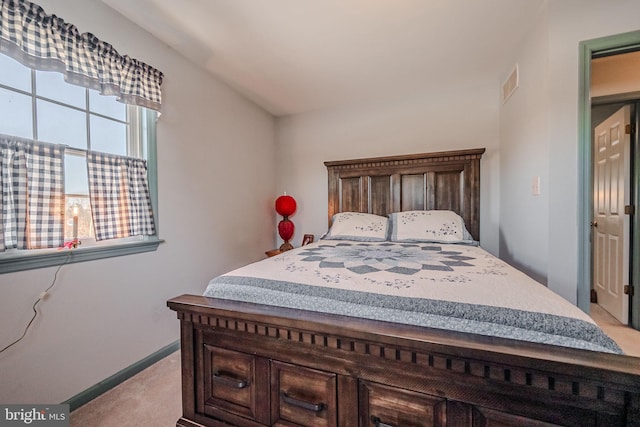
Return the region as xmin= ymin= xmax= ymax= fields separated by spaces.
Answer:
xmin=212 ymin=371 xmax=248 ymax=389
xmin=281 ymin=392 xmax=326 ymax=413
xmin=371 ymin=416 xmax=396 ymax=427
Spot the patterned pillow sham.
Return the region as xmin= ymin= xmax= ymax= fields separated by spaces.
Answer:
xmin=389 ymin=210 xmax=475 ymax=243
xmin=324 ymin=212 xmax=389 ymax=241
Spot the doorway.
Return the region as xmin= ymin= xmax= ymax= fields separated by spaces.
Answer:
xmin=579 ymin=31 xmax=640 ymax=330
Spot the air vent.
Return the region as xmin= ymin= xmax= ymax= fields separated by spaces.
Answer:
xmin=502 ymin=64 xmax=519 ymax=104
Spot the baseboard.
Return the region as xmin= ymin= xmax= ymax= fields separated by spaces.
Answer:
xmin=62 ymin=339 xmax=180 ymax=411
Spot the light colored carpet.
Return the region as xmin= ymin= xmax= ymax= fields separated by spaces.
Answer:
xmin=69 ymin=350 xmax=181 ymax=427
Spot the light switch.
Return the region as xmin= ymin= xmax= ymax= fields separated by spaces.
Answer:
xmin=532 ymin=176 xmax=541 ymax=196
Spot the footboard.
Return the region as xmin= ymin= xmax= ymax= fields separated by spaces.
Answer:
xmin=168 ymin=294 xmax=640 ymax=427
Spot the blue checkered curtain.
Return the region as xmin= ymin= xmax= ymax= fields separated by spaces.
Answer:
xmin=0 ymin=134 xmax=65 ymax=251
xmin=87 ymin=151 xmax=155 ymax=241
xmin=0 ymin=0 xmax=163 ymax=110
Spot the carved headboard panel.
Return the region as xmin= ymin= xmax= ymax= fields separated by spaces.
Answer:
xmin=324 ymin=148 xmax=485 ymax=241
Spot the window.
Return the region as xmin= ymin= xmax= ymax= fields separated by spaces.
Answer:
xmin=0 ymin=54 xmax=160 ymax=273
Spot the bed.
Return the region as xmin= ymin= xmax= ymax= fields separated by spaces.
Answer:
xmin=168 ymin=148 xmax=640 ymax=427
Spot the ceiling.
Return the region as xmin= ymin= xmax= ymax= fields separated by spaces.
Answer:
xmin=102 ymin=0 xmax=545 ymax=116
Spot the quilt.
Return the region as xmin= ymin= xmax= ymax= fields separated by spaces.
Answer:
xmin=203 ymin=240 xmax=622 ymax=354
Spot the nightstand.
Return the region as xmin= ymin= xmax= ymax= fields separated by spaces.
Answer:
xmin=265 ymin=249 xmax=282 ymax=257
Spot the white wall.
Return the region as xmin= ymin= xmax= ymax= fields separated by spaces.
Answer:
xmin=499 ymin=0 xmax=640 ymax=303
xmin=0 ymin=0 xmax=276 ymax=404
xmin=498 ymin=6 xmax=549 ymax=284
xmin=276 ymin=82 xmax=501 ymax=256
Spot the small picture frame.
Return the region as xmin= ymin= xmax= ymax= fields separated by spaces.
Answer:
xmin=302 ymin=234 xmax=314 ymax=246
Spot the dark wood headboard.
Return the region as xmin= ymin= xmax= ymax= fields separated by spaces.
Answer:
xmin=324 ymin=148 xmax=485 ymax=241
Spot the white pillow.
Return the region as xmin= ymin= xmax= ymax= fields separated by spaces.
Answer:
xmin=389 ymin=210 xmax=474 ymax=243
xmin=324 ymin=212 xmax=389 ymax=241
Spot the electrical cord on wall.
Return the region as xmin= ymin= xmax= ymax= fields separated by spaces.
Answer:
xmin=0 ymin=251 xmax=72 ymax=355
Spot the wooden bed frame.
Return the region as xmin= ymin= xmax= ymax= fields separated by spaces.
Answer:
xmin=168 ymin=148 xmax=640 ymax=427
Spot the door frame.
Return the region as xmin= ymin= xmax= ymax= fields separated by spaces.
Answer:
xmin=578 ymin=30 xmax=640 ymax=329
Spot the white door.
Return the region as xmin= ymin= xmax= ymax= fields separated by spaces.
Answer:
xmin=593 ymin=105 xmax=631 ymax=324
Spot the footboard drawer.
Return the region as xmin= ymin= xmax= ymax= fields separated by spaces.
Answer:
xmin=202 ymin=344 xmax=269 ymax=424
xmin=270 ymin=360 xmax=337 ymax=427
xmin=359 ymin=380 xmax=446 ymax=427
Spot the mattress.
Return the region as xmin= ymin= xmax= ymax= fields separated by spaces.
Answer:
xmin=203 ymin=240 xmax=621 ymax=354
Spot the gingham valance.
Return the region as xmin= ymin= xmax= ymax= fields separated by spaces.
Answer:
xmin=0 ymin=0 xmax=163 ymax=111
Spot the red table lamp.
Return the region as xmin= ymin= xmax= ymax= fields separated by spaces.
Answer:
xmin=275 ymin=194 xmax=296 ymax=251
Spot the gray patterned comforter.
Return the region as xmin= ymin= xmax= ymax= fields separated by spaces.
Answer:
xmin=204 ymin=241 xmax=622 ymax=354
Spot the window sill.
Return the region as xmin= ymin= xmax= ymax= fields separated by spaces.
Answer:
xmin=0 ymin=238 xmax=164 ymax=274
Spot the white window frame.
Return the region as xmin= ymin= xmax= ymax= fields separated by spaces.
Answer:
xmin=0 ymin=62 xmax=161 ymax=274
